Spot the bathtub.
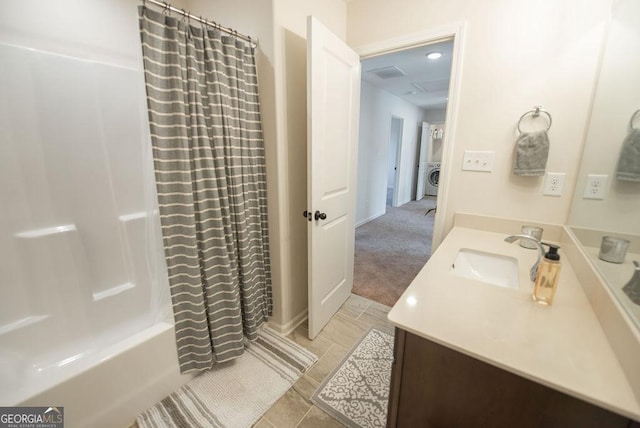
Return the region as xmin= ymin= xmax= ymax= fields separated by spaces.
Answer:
xmin=8 ymin=322 xmax=192 ymax=428
xmin=0 ymin=43 xmax=194 ymax=427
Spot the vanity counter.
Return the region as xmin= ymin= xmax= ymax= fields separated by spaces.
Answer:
xmin=387 ymin=226 xmax=640 ymax=420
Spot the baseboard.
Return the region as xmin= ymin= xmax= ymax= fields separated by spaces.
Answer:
xmin=268 ymin=309 xmax=308 ymax=336
xmin=356 ymin=211 xmax=385 ymax=228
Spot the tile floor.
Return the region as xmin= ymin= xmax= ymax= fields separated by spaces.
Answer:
xmin=254 ymin=294 xmax=394 ymax=428
xmin=131 ymin=294 xmax=393 ymax=428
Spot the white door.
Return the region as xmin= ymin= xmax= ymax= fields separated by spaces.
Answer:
xmin=415 ymin=121 xmax=430 ymax=201
xmin=306 ymin=16 xmax=361 ymax=339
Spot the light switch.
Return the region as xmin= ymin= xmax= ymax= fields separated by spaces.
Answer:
xmin=462 ymin=151 xmax=495 ymax=172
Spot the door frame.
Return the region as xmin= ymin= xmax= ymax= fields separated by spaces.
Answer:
xmin=354 ymin=22 xmax=466 ymax=249
xmin=415 ymin=121 xmax=430 ymax=201
xmin=388 ymin=115 xmax=404 ymax=208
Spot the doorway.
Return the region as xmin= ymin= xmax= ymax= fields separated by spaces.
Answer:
xmin=353 ymin=36 xmax=457 ymax=307
xmin=387 ymin=116 xmax=403 ymax=207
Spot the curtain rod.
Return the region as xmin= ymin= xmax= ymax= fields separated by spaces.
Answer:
xmin=143 ymin=0 xmax=258 ymax=46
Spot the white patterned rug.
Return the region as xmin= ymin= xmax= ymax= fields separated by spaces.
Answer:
xmin=312 ymin=328 xmax=394 ymax=428
xmin=137 ymin=328 xmax=317 ymax=428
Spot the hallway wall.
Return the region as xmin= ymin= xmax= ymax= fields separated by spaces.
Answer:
xmin=347 ymin=0 xmax=613 ymax=245
xmin=356 ymin=80 xmax=430 ymax=226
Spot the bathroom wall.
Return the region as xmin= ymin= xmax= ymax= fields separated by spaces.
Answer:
xmin=568 ymin=0 xmax=640 ymax=234
xmin=356 ymin=80 xmax=430 ymax=226
xmin=270 ymin=0 xmax=348 ymax=331
xmin=347 ymin=0 xmax=613 ymax=242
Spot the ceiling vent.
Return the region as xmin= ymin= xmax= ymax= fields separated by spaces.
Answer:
xmin=367 ymin=65 xmax=406 ymax=80
xmin=412 ymin=79 xmax=450 ymax=93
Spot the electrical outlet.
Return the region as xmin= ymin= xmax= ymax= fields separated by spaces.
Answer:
xmin=583 ymin=174 xmax=608 ymax=200
xmin=543 ymin=172 xmax=566 ymax=196
xmin=462 ymin=151 xmax=495 ymax=172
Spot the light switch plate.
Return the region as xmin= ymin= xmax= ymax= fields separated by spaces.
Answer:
xmin=462 ymin=151 xmax=495 ymax=172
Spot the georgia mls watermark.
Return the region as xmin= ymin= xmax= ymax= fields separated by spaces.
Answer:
xmin=0 ymin=407 xmax=64 ymax=428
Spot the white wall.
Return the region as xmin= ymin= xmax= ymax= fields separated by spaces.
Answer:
xmin=356 ymin=81 xmax=429 ymax=225
xmin=424 ymin=108 xmax=447 ymax=123
xmin=348 ymin=0 xmax=613 ymax=241
xmin=568 ymin=0 xmax=640 ymax=234
xmin=270 ymin=0 xmax=347 ymax=332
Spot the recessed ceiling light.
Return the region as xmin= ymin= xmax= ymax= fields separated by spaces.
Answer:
xmin=426 ymin=52 xmax=442 ymax=60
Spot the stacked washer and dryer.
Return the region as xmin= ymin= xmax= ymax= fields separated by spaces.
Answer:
xmin=425 ymin=161 xmax=440 ymax=196
xmin=424 ymin=125 xmax=444 ymax=196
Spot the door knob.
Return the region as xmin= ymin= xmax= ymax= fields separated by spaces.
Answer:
xmin=303 ymin=210 xmax=312 ymax=221
xmin=314 ymin=210 xmax=327 ymax=221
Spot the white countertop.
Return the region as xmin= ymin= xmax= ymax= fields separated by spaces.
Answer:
xmin=387 ymin=226 xmax=640 ymax=420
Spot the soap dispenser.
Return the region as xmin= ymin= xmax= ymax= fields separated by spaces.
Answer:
xmin=533 ymin=243 xmax=561 ymax=305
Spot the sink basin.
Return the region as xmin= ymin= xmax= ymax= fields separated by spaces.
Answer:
xmin=451 ymin=248 xmax=519 ymax=289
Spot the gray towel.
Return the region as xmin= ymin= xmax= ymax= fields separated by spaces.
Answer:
xmin=616 ymin=128 xmax=640 ymax=182
xmin=513 ymin=130 xmax=550 ymax=176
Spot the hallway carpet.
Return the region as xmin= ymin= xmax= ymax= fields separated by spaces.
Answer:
xmin=353 ymin=198 xmax=436 ymax=307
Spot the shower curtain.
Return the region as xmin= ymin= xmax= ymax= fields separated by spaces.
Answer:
xmin=138 ymin=6 xmax=272 ymax=373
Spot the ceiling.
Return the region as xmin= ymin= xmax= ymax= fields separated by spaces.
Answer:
xmin=361 ymin=39 xmax=454 ymax=110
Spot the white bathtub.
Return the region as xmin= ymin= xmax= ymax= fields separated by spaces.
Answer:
xmin=0 ymin=44 xmax=193 ymax=427
xmin=13 ymin=322 xmax=193 ymax=428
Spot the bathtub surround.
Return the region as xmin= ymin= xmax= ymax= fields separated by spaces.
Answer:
xmin=137 ymin=327 xmax=317 ymax=428
xmin=139 ymin=7 xmax=272 ymax=373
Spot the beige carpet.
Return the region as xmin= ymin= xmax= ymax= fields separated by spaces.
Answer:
xmin=353 ymin=198 xmax=436 ymax=307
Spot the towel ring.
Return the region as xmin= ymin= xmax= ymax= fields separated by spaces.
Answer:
xmin=630 ymin=109 xmax=640 ymax=130
xmin=517 ymin=106 xmax=552 ymax=133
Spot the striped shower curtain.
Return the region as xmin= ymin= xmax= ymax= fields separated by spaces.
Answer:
xmin=138 ymin=7 xmax=272 ymax=373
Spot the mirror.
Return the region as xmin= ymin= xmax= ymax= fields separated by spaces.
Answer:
xmin=568 ymin=0 xmax=640 ymax=329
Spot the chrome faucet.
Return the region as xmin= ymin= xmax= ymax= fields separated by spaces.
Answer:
xmin=623 ymin=261 xmax=640 ymax=305
xmin=504 ymin=234 xmax=546 ymax=282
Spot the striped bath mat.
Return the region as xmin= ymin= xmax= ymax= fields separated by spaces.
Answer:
xmin=137 ymin=327 xmax=317 ymax=428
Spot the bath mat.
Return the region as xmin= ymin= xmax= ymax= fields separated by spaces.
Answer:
xmin=136 ymin=327 xmax=317 ymax=428
xmin=312 ymin=328 xmax=394 ymax=428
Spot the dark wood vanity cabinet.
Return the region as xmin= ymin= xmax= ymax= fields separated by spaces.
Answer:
xmin=387 ymin=328 xmax=638 ymax=428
